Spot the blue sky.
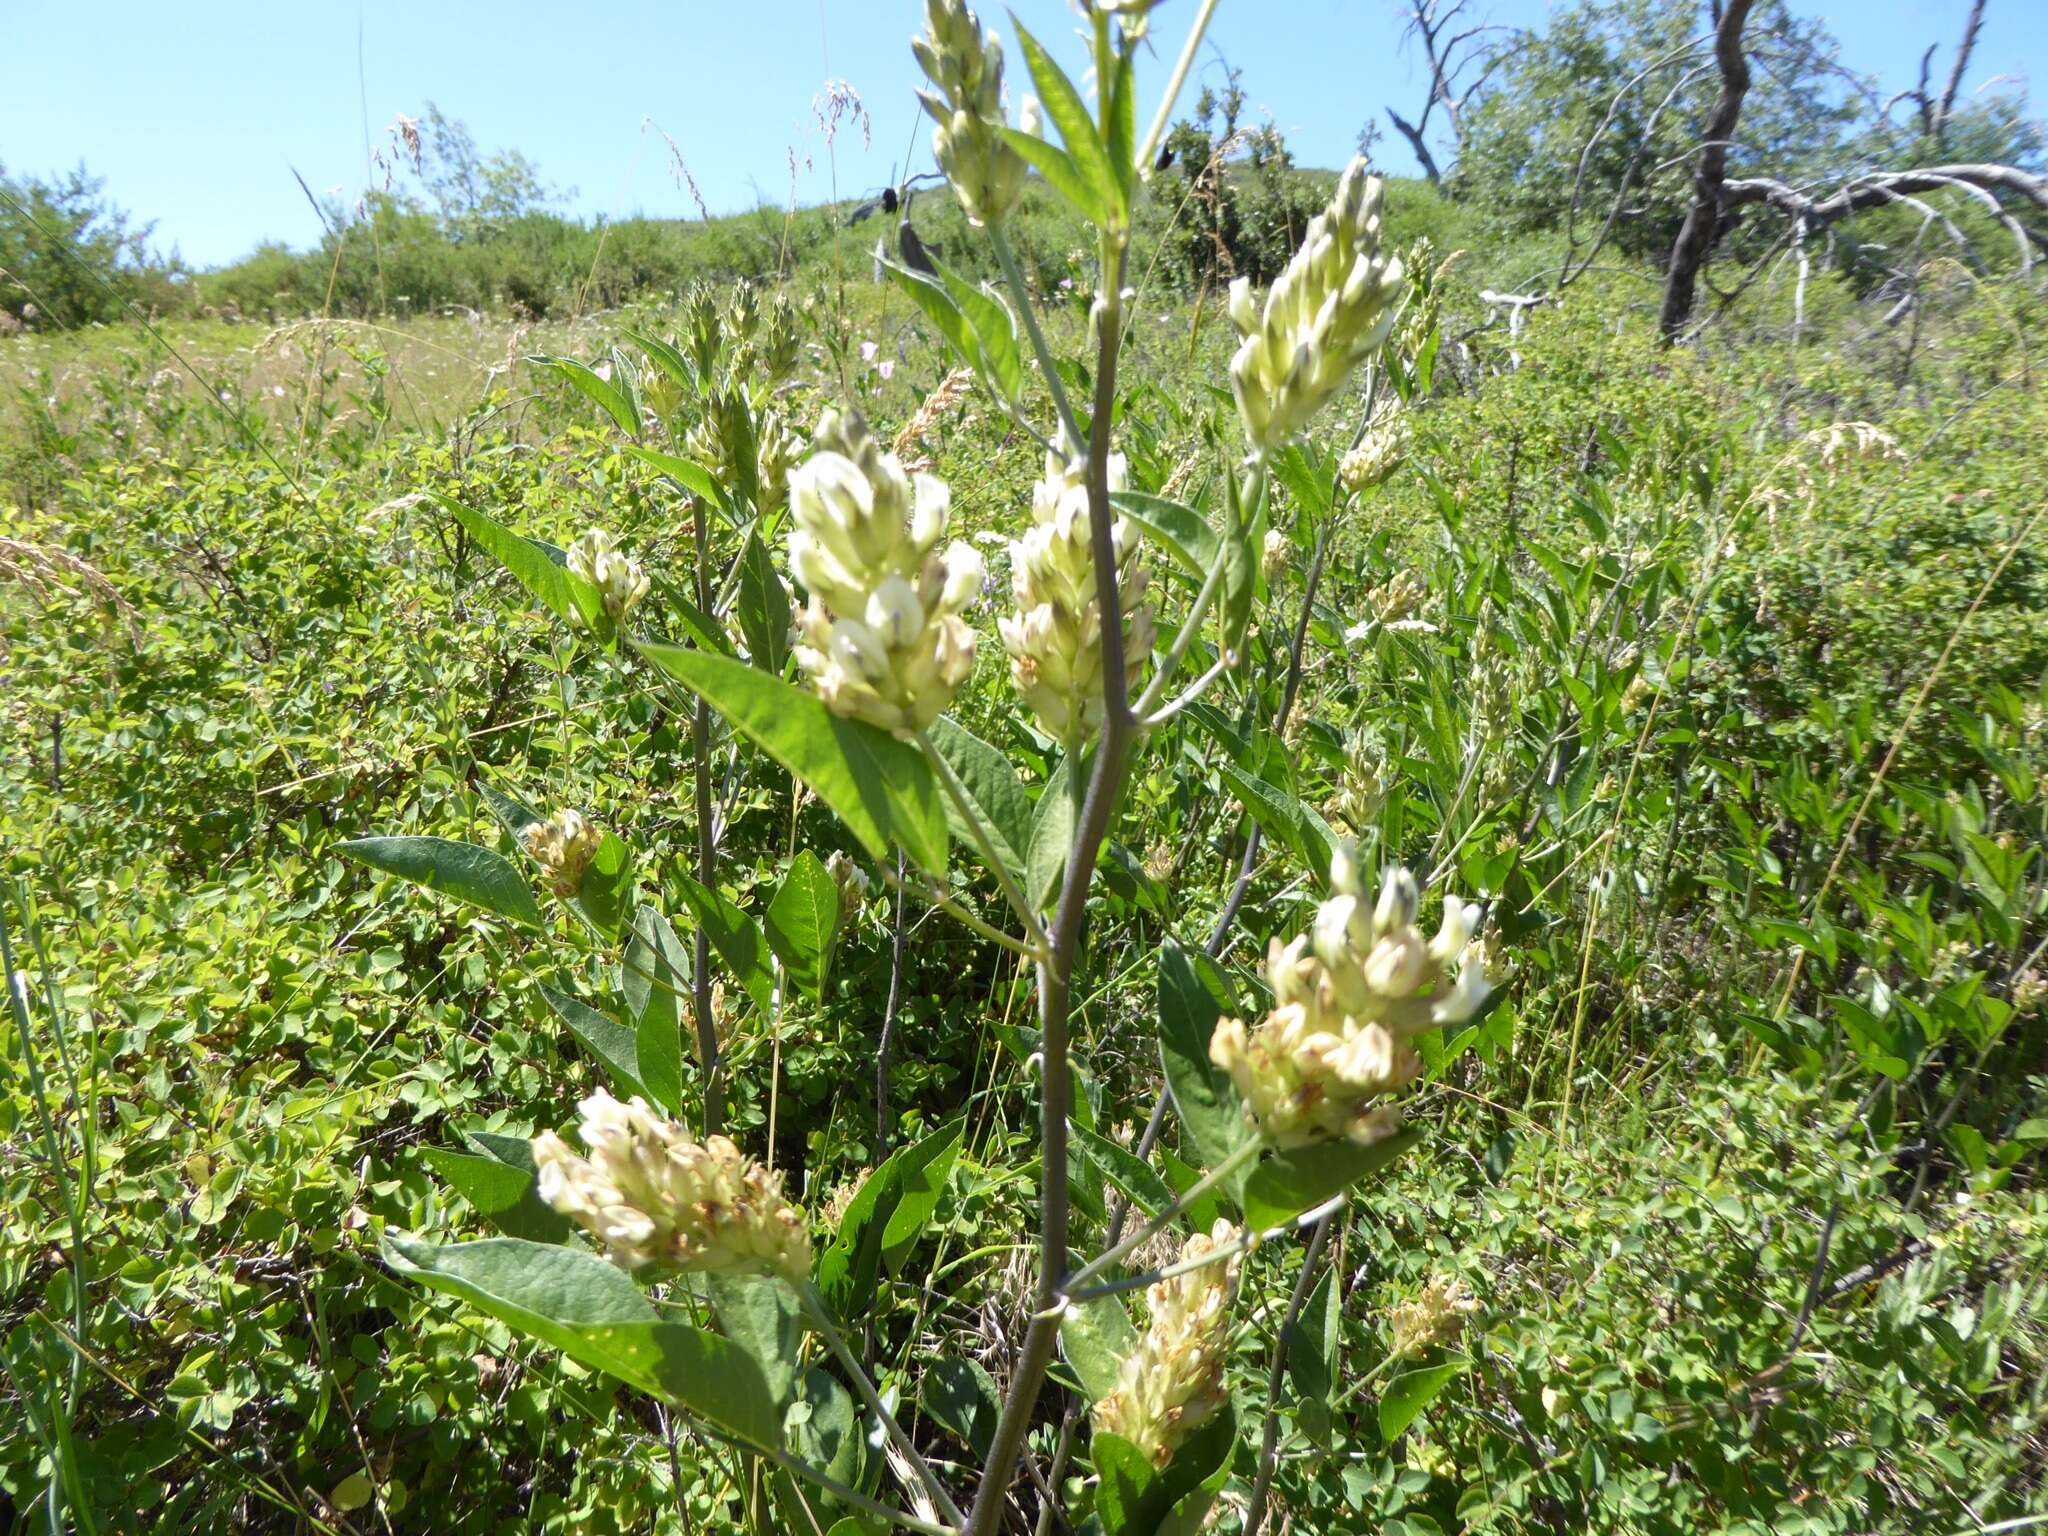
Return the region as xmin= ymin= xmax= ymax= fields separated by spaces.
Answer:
xmin=4 ymin=0 xmax=2040 ymax=269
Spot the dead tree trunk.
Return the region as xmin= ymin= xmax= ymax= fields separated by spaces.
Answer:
xmin=1387 ymin=108 xmax=1444 ymax=185
xmin=1659 ymin=0 xmax=1755 ymax=341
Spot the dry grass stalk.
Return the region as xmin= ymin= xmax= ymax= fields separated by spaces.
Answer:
xmin=0 ymin=537 xmax=141 ymax=646
xmin=893 ymin=366 xmax=977 ymax=473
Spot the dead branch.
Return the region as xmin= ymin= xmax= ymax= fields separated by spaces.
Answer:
xmin=1384 ymin=0 xmax=1516 ymax=184
xmin=1659 ymin=0 xmax=1756 ymax=339
xmin=1936 ymin=0 xmax=1988 ymax=149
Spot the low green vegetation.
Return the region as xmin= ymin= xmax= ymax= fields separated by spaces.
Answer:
xmin=2 ymin=3 xmax=2044 ymax=1534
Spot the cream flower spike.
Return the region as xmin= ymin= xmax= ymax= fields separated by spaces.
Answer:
xmin=532 ymin=1091 xmax=811 ymax=1282
xmin=1228 ymin=158 xmax=1406 ymax=454
xmin=998 ymin=429 xmax=1156 ymax=746
xmin=1091 ymin=1220 xmax=1242 ymax=1469
xmin=788 ymin=409 xmax=983 ymax=734
xmin=1209 ymin=845 xmax=1498 ymax=1147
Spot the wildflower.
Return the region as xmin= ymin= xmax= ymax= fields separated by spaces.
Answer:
xmin=754 ymin=409 xmax=801 ymax=519
xmin=1261 ymin=528 xmax=1290 ymax=584
xmin=520 ymin=809 xmax=603 ymax=897
xmin=998 ymin=433 xmax=1156 ymax=747
xmin=826 ymin=850 xmax=870 ymax=921
xmin=533 ymin=1091 xmax=811 ymax=1282
xmin=1227 ymin=159 xmax=1405 ymax=454
xmin=1092 ymin=1220 xmax=1242 ymax=1469
xmin=567 ymin=529 xmax=650 ymax=626
xmin=1471 ymin=652 xmax=1514 ymax=741
xmin=1339 ymin=399 xmax=1410 ymax=492
xmin=913 ymin=0 xmax=1028 ymax=226
xmin=681 ymin=282 xmax=723 ymax=377
xmin=1209 ymin=850 xmax=1497 ymax=1148
xmin=1332 ymin=729 xmax=1386 ymax=831
xmin=760 ymin=292 xmax=802 ymax=383
xmin=1390 ymin=1276 xmax=1478 ymax=1359
xmin=724 ymin=279 xmax=761 ymax=343
xmin=788 ymin=409 xmax=983 ymax=733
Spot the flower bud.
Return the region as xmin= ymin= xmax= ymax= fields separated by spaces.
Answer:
xmin=1390 ymin=1276 xmax=1478 ymax=1359
xmin=1228 ymin=158 xmax=1405 ymax=454
xmin=533 ymin=1091 xmax=811 ymax=1281
xmin=914 ymin=0 xmax=1027 ymax=225
xmin=1091 ymin=1220 xmax=1241 ymax=1470
xmin=1340 ymin=399 xmax=1410 ymax=492
xmin=567 ymin=529 xmax=651 ymax=625
xmin=825 ymin=850 xmax=870 ymax=922
xmin=1261 ymin=528 xmax=1289 ymax=584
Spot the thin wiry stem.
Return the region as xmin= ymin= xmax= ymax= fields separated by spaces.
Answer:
xmin=1243 ymin=1212 xmax=1335 ymax=1536
xmin=1137 ymin=0 xmax=1221 ymax=176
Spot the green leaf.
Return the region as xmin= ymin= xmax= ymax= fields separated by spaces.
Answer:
xmin=704 ymin=1273 xmax=802 ymax=1409
xmin=651 ymin=572 xmax=733 ymax=656
xmin=538 ymin=984 xmax=647 ymax=1101
xmin=420 ymin=1138 xmax=572 ymax=1244
xmin=626 ymin=445 xmax=723 ymax=505
xmin=1379 ymin=1359 xmax=1464 ymax=1441
xmin=477 ymin=779 xmax=545 ymax=840
xmin=676 ymin=873 xmax=775 ymax=1019
xmin=623 ymin=905 xmax=691 ymax=1115
xmin=786 ymin=1367 xmax=864 ymax=1501
xmin=880 ymin=1119 xmax=964 ymax=1271
xmin=436 ymin=493 xmax=608 ymax=637
xmin=338 ymin=836 xmax=542 ymax=928
xmin=1104 ymin=45 xmax=1136 ymax=209
xmin=1010 ymin=18 xmax=1119 ymax=223
xmin=921 ymin=1357 xmax=999 ymax=1459
xmin=1069 ymin=1123 xmax=1173 ymax=1220
xmin=1027 ymin=752 xmax=1079 ymax=911
xmin=1111 ymin=491 xmax=1219 ymax=578
xmin=1094 ymin=1406 xmax=1234 ymax=1536
xmin=1156 ymin=939 xmax=1252 ymax=1188
xmin=638 ymin=644 xmax=948 ymax=874
xmin=928 ymin=717 xmax=1033 ymax=879
xmin=1216 ymin=765 xmax=1335 ymax=886
xmin=1242 ymin=1130 xmax=1421 ymax=1232
xmin=815 ymin=1120 xmax=963 ymax=1323
xmin=765 ymin=850 xmax=842 ymax=1003
xmin=571 ymin=832 xmax=635 ymax=942
xmin=1060 ymin=1292 xmax=1138 ymax=1403
xmin=534 ymin=353 xmax=640 ymax=437
xmin=733 ymin=528 xmax=793 ymax=676
xmin=1286 ymin=1262 xmax=1340 ymax=1447
xmin=885 ymin=258 xmax=1023 ymax=404
xmin=384 ymin=1235 xmax=781 ymax=1449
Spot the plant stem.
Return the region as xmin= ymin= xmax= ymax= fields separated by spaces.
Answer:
xmin=1243 ymin=1212 xmax=1335 ymax=1536
xmin=1136 ymin=0 xmax=1220 ymax=176
xmin=878 ymin=850 xmax=908 ymax=1159
xmin=1060 ymin=1137 xmax=1263 ymax=1297
xmin=963 ymin=230 xmax=1137 ymax=1536
xmin=689 ymin=497 xmax=726 ymax=1133
xmin=988 ymin=225 xmax=1083 ymax=454
xmin=801 ymin=1287 xmax=966 ymax=1528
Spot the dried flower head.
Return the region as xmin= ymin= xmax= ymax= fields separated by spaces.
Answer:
xmin=532 ymin=1091 xmax=811 ymax=1282
xmin=567 ymin=529 xmax=650 ymax=625
xmin=1228 ymin=159 xmax=1405 ymax=454
xmin=1210 ymin=849 xmax=1497 ymax=1148
xmin=913 ymin=0 xmax=1027 ymax=226
xmin=1092 ymin=1220 xmax=1242 ymax=1469
xmin=1390 ymin=1275 xmax=1478 ymax=1358
xmin=998 ymin=433 xmax=1156 ymax=747
xmin=520 ymin=809 xmax=603 ymax=897
xmin=789 ymin=409 xmax=983 ymax=733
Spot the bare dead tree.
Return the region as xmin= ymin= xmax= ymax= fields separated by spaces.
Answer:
xmin=1885 ymin=0 xmax=1988 ymax=150
xmin=1659 ymin=0 xmax=1756 ymax=339
xmin=1384 ymin=0 xmax=1515 ymax=184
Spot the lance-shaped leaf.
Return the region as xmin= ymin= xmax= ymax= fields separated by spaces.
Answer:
xmin=623 ymin=905 xmax=691 ymax=1115
xmin=1379 ymin=1358 xmax=1466 ymax=1441
xmin=420 ymin=1132 xmax=572 ymax=1244
xmin=928 ymin=717 xmax=1033 ymax=880
xmin=532 ymin=352 xmax=640 ymax=437
xmin=538 ymin=984 xmax=648 ymax=1102
xmin=1240 ymin=1128 xmax=1421 ymax=1233
xmin=1156 ymin=939 xmax=1253 ymax=1192
xmin=384 ymin=1235 xmax=782 ymax=1449
xmin=638 ymin=644 xmax=948 ymax=875
xmin=676 ymin=873 xmax=776 ymax=1019
xmin=814 ymin=1120 xmax=963 ymax=1323
xmin=1093 ymin=1406 xmax=1236 ymax=1536
xmin=1010 ymin=17 xmax=1121 ymax=224
xmin=922 ymin=1358 xmax=1000 ymax=1460
xmin=432 ymin=493 xmax=609 ymax=639
xmin=1111 ymin=491 xmax=1220 ymax=580
xmin=733 ymin=528 xmax=792 ymax=676
xmin=1060 ymin=1291 xmax=1139 ymax=1404
xmin=884 ymin=257 xmax=1023 ymax=404
xmin=338 ymin=836 xmax=542 ymax=929
xmin=764 ymin=851 xmax=842 ymax=1003
xmin=626 ymin=445 xmax=723 ymax=507
xmin=1286 ymin=1262 xmax=1340 ymax=1447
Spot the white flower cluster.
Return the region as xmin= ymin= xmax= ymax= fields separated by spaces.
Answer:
xmin=1091 ymin=1219 xmax=1242 ymax=1470
xmin=520 ymin=809 xmax=602 ymax=898
xmin=1228 ymin=158 xmax=1405 ymax=454
xmin=1209 ymin=848 xmax=1496 ymax=1148
xmin=788 ymin=410 xmax=985 ymax=734
xmin=532 ymin=1090 xmax=811 ymax=1282
xmin=1339 ymin=398 xmax=1410 ymax=492
xmin=912 ymin=0 xmax=1027 ymax=226
xmin=567 ymin=529 xmax=650 ymax=625
xmin=998 ymin=436 xmax=1156 ymax=747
